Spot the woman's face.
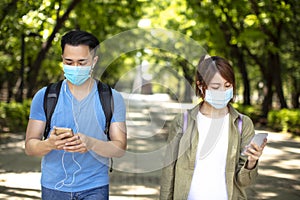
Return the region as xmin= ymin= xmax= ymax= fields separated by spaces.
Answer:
xmin=206 ymin=72 xmax=232 ymax=92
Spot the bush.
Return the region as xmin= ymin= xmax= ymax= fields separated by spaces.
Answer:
xmin=233 ymin=103 xmax=299 ymax=135
xmin=232 ymin=103 xmax=261 ymax=123
xmin=268 ymin=109 xmax=300 ymax=135
xmin=0 ymin=100 xmax=31 ymax=133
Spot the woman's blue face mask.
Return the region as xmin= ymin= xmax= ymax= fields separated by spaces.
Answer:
xmin=204 ymin=88 xmax=233 ymax=109
xmin=63 ymin=64 xmax=92 ymax=86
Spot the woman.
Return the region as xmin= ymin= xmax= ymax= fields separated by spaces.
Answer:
xmin=160 ymin=55 xmax=267 ymax=200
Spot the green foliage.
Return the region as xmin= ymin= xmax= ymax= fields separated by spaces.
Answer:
xmin=0 ymin=0 xmax=299 ymax=130
xmin=233 ymin=103 xmax=300 ymax=135
xmin=232 ymin=103 xmax=262 ymax=123
xmin=268 ymin=109 xmax=300 ymax=135
xmin=0 ymin=100 xmax=31 ymax=133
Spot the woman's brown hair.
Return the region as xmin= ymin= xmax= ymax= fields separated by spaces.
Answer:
xmin=195 ymin=55 xmax=236 ymax=101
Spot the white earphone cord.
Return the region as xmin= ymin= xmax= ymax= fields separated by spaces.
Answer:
xmin=55 ymin=83 xmax=87 ymax=190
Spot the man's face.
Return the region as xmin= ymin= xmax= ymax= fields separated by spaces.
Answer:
xmin=62 ymin=44 xmax=96 ymax=66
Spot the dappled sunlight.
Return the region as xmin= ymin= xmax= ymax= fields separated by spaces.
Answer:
xmin=112 ymin=185 xmax=158 ymax=196
xmin=281 ymin=146 xmax=300 ymax=154
xmin=0 ymin=172 xmax=40 ymax=190
xmin=246 ymin=132 xmax=300 ymax=199
xmin=127 ymin=112 xmax=149 ymax=119
xmin=0 ymin=172 xmax=41 ymax=200
xmin=127 ymin=120 xmax=150 ymax=126
xmin=1 ymin=105 xmax=299 ymax=199
xmin=256 ymin=191 xmax=277 ymax=198
xmin=110 ymin=171 xmax=160 ymax=199
xmin=260 ymin=169 xmax=297 ymax=180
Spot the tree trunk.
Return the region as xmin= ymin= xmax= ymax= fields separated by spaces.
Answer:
xmin=291 ymin=75 xmax=300 ymax=108
xmin=181 ymin=60 xmax=193 ymax=103
xmin=231 ymin=46 xmax=251 ymax=105
xmin=262 ymin=71 xmax=273 ymax=119
xmin=271 ymin=53 xmax=287 ymax=109
xmin=291 ymin=92 xmax=300 ymax=108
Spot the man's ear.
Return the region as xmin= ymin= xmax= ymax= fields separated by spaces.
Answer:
xmin=92 ymin=56 xmax=99 ymax=67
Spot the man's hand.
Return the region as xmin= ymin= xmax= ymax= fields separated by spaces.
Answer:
xmin=63 ymin=133 xmax=88 ymax=153
xmin=47 ymin=129 xmax=75 ymax=150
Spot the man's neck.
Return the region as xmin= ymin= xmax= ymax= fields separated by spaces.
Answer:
xmin=67 ymin=78 xmax=94 ymax=101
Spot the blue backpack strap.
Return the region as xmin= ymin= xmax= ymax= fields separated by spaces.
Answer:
xmin=43 ymin=80 xmax=63 ymax=139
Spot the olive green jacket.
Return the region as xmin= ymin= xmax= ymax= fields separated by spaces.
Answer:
xmin=160 ymin=104 xmax=258 ymax=200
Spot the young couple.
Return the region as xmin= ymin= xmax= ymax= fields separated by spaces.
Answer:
xmin=26 ymin=30 xmax=266 ymax=200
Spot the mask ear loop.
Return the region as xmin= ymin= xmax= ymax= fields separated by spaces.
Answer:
xmin=90 ymin=57 xmax=97 ymax=77
xmin=89 ymin=63 xmax=94 ymax=76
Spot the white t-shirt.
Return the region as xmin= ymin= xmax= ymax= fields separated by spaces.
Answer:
xmin=187 ymin=111 xmax=229 ymax=200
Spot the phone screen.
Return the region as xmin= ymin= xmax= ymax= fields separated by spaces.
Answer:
xmin=251 ymin=133 xmax=268 ymax=146
xmin=242 ymin=133 xmax=268 ymax=155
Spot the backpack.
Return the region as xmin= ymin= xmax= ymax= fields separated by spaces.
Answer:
xmin=43 ymin=79 xmax=113 ymax=139
xmin=43 ymin=79 xmax=114 ymax=171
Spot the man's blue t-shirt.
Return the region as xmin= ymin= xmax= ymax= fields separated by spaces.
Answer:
xmin=29 ymin=79 xmax=126 ymax=192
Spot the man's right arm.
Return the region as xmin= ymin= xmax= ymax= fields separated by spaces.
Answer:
xmin=25 ymin=119 xmax=52 ymax=156
xmin=25 ymin=119 xmax=58 ymax=156
xmin=25 ymin=119 xmax=67 ymax=156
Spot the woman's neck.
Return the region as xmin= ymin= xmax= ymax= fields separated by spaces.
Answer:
xmin=199 ymin=101 xmax=229 ymax=118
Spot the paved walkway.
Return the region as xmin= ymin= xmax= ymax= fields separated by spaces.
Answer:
xmin=0 ymin=95 xmax=299 ymax=199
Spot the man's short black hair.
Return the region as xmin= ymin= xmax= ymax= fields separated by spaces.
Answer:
xmin=61 ymin=30 xmax=100 ymax=54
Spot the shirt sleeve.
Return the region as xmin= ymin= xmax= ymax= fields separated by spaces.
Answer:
xmin=111 ymin=89 xmax=126 ymax=122
xmin=29 ymin=87 xmax=47 ymax=122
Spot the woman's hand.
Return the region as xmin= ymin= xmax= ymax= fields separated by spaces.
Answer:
xmin=244 ymin=138 xmax=267 ymax=169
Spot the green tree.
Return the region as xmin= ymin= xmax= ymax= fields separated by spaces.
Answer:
xmin=0 ymin=0 xmax=144 ymax=102
xmin=187 ymin=0 xmax=299 ymax=118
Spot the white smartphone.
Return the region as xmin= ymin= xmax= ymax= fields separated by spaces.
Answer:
xmin=251 ymin=133 xmax=268 ymax=146
xmin=242 ymin=133 xmax=268 ymax=156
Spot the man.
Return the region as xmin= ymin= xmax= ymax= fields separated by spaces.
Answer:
xmin=25 ymin=30 xmax=127 ymax=200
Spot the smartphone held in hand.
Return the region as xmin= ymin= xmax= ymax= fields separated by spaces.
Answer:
xmin=251 ymin=133 xmax=268 ymax=146
xmin=242 ymin=133 xmax=268 ymax=156
xmin=54 ymin=127 xmax=74 ymax=139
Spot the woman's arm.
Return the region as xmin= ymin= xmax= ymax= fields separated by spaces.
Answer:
xmin=236 ymin=115 xmax=267 ymax=186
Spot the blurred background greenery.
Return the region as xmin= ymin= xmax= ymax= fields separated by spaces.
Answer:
xmin=0 ymin=0 xmax=299 ymax=135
